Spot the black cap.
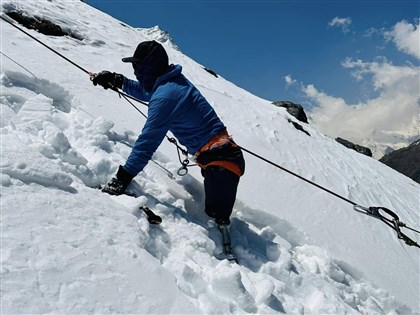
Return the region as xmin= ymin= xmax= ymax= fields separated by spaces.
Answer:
xmin=122 ymin=40 xmax=161 ymax=64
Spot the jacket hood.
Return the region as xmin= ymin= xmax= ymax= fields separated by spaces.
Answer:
xmin=153 ymin=64 xmax=182 ymax=91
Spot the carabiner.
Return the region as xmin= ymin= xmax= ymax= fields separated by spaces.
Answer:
xmin=177 ymin=165 xmax=188 ymax=176
xmin=177 ymin=158 xmax=190 ymax=176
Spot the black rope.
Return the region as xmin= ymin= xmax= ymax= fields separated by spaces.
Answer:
xmin=403 ymin=225 xmax=420 ymax=234
xmin=1 ymin=15 xmax=149 ymax=108
xmin=354 ymin=206 xmax=420 ymax=248
xmin=238 ymin=143 xmax=419 ymax=247
xmin=1 ymin=51 xmax=38 ymax=80
xmin=237 ymin=144 xmax=357 ymax=206
xmin=119 ymin=93 xmax=194 ymax=172
xmin=1 ymin=15 xmax=89 ymax=74
xmin=1 ymin=15 xmax=190 ymax=165
xmin=116 ymin=89 xmax=195 ymax=175
xmin=118 ymin=91 xmax=147 ymax=119
xmin=108 ymin=85 xmax=150 ymax=107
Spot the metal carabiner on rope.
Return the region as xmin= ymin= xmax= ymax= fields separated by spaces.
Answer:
xmin=354 ymin=205 xmax=420 ymax=247
xmin=88 ymin=72 xmax=96 ymax=80
xmin=177 ymin=158 xmax=190 ymax=176
xmin=166 ymin=137 xmax=196 ymax=176
xmin=354 ymin=205 xmax=402 ymax=234
xmin=354 ymin=205 xmax=399 ymax=222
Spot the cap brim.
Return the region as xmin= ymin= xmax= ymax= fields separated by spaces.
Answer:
xmin=122 ymin=57 xmax=143 ymax=63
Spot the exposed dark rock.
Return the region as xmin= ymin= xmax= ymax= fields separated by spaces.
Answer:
xmin=272 ymin=101 xmax=308 ymax=123
xmin=379 ymin=140 xmax=420 ymax=184
xmin=287 ymin=119 xmax=310 ymax=136
xmin=203 ymin=67 xmax=218 ymax=78
xmin=5 ymin=11 xmax=82 ymax=40
xmin=335 ymin=137 xmax=372 ymax=157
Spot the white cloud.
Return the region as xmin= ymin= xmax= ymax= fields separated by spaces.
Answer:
xmin=304 ymin=58 xmax=419 ymax=144
xmin=284 ymin=74 xmax=297 ymax=87
xmin=342 ymin=57 xmax=418 ymax=89
xmin=384 ymin=20 xmax=420 ymax=59
xmin=328 ymin=17 xmax=352 ymax=33
xmin=364 ymin=27 xmax=381 ymax=38
xmin=300 ymin=19 xmax=420 ymax=150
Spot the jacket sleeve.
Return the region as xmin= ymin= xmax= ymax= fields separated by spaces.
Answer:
xmin=122 ymin=77 xmax=152 ymax=102
xmin=123 ymin=98 xmax=175 ymax=176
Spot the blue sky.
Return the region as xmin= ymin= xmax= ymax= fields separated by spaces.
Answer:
xmin=85 ymin=0 xmax=418 ymax=107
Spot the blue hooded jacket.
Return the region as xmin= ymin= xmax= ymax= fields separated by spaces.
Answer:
xmin=122 ymin=64 xmax=226 ymax=176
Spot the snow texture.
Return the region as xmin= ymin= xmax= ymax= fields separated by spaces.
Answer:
xmin=1 ymin=1 xmax=419 ymax=314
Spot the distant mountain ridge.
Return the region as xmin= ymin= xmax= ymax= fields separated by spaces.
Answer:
xmin=380 ymin=139 xmax=420 ymax=183
xmin=361 ymin=115 xmax=420 ymax=159
xmin=273 ymin=100 xmax=419 ymax=184
xmin=139 ymin=25 xmax=180 ymax=50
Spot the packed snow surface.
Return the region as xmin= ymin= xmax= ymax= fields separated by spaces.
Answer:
xmin=1 ymin=1 xmax=419 ymax=313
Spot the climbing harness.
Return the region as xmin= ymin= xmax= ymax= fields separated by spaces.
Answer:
xmin=2 ymin=14 xmax=418 ymax=248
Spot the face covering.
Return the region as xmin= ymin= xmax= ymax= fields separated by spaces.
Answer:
xmin=133 ymin=45 xmax=169 ymax=93
xmin=134 ymin=64 xmax=160 ymax=93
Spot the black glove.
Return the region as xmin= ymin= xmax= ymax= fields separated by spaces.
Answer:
xmin=92 ymin=71 xmax=124 ymax=90
xmin=102 ymin=166 xmax=134 ymax=195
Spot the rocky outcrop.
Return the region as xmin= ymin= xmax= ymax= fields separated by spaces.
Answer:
xmin=5 ymin=11 xmax=82 ymax=40
xmin=336 ymin=137 xmax=372 ymax=157
xmin=203 ymin=67 xmax=218 ymax=78
xmin=272 ymin=101 xmax=308 ymax=123
xmin=379 ymin=140 xmax=420 ymax=183
xmin=287 ymin=119 xmax=310 ymax=136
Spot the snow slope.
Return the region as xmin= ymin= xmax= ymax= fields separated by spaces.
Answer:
xmin=1 ymin=1 xmax=419 ymax=313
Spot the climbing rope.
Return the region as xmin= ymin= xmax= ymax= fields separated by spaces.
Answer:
xmin=114 ymin=88 xmax=196 ymax=175
xmin=1 ymin=14 xmax=192 ymax=175
xmin=1 ymin=51 xmax=38 ymax=80
xmin=236 ymin=144 xmax=419 ymax=248
xmin=2 ymin=14 xmax=418 ymax=248
xmin=354 ymin=206 xmax=420 ymax=247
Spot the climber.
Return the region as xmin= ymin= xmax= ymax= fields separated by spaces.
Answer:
xmin=92 ymin=40 xmax=245 ymax=226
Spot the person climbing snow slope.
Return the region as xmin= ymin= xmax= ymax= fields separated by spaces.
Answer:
xmin=92 ymin=40 xmax=245 ymax=260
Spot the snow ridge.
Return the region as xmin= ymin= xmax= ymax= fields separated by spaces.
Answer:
xmin=139 ymin=25 xmax=180 ymax=51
